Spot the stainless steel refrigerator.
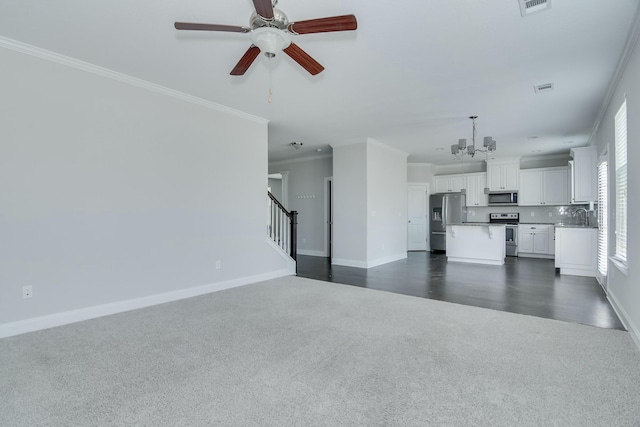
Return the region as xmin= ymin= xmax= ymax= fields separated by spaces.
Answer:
xmin=430 ymin=193 xmax=467 ymax=251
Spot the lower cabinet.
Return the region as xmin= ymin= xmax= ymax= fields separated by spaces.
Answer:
xmin=555 ymin=227 xmax=597 ymax=277
xmin=518 ymin=224 xmax=554 ymax=259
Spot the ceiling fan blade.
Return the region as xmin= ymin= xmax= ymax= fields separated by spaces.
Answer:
xmin=230 ymin=45 xmax=261 ymax=76
xmin=288 ymin=14 xmax=357 ymax=35
xmin=252 ymin=0 xmax=274 ymax=20
xmin=174 ymin=22 xmax=251 ymax=33
xmin=283 ymin=43 xmax=324 ymax=75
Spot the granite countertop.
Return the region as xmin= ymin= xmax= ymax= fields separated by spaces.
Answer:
xmin=554 ymin=223 xmax=598 ymax=229
xmin=518 ymin=222 xmax=597 ymax=229
xmin=455 ymin=222 xmax=504 ymax=226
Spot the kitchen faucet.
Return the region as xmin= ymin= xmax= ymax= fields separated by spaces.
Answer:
xmin=574 ymin=208 xmax=589 ymax=226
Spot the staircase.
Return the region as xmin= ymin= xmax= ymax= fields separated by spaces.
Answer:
xmin=268 ymin=192 xmax=298 ymax=264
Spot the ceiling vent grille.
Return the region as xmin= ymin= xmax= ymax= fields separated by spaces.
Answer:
xmin=534 ymin=82 xmax=554 ymax=93
xmin=519 ymin=0 xmax=551 ymax=17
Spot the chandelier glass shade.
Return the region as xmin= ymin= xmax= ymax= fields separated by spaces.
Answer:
xmin=451 ymin=116 xmax=497 ymax=159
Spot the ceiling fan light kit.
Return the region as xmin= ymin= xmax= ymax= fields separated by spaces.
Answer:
xmin=251 ymin=27 xmax=291 ymax=57
xmin=174 ymin=0 xmax=357 ymax=76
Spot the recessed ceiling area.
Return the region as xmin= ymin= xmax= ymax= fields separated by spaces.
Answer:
xmin=0 ymin=0 xmax=637 ymax=166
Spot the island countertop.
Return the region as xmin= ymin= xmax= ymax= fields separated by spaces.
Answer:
xmin=446 ymin=224 xmax=506 ymax=265
xmin=451 ymin=222 xmax=503 ymax=226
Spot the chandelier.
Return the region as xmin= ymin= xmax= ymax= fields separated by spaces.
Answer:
xmin=451 ymin=116 xmax=497 ymax=159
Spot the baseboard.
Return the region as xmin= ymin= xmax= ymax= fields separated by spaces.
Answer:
xmin=297 ymin=249 xmax=327 ymax=257
xmin=366 ymin=253 xmax=407 ymax=268
xmin=331 ymin=258 xmax=368 ymax=268
xmin=607 ymin=291 xmax=640 ymax=353
xmin=447 ymin=257 xmax=504 ymax=266
xmin=558 ymin=267 xmax=596 ymax=277
xmin=332 ymin=253 xmax=407 ymax=269
xmin=517 ymin=253 xmax=555 ymax=260
xmin=0 ymin=269 xmax=293 ymax=339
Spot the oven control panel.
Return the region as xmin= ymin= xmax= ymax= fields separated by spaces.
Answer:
xmin=490 ymin=213 xmax=519 ymax=222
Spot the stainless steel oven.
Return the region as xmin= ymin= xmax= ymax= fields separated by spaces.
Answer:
xmin=490 ymin=213 xmax=519 ymax=257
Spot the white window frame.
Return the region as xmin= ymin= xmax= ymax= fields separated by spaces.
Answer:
xmin=611 ymin=99 xmax=627 ymax=275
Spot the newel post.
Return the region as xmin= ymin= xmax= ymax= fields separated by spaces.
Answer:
xmin=290 ymin=210 xmax=298 ymax=262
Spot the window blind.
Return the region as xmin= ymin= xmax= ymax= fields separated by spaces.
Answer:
xmin=597 ymin=161 xmax=608 ymax=278
xmin=614 ymin=100 xmax=627 ymax=263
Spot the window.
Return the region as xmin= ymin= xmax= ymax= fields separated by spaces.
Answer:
xmin=597 ymin=160 xmax=608 ymax=282
xmin=613 ymin=100 xmax=627 ymax=267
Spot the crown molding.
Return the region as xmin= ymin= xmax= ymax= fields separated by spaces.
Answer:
xmin=269 ymin=153 xmax=332 ymax=167
xmin=588 ymin=3 xmax=640 ymax=145
xmin=0 ymin=36 xmax=268 ymax=125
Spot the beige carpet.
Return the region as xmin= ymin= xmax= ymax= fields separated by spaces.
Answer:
xmin=1 ymin=275 xmax=639 ymax=426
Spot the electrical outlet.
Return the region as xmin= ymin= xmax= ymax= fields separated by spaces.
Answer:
xmin=302 ymin=238 xmax=306 ymax=244
xmin=531 ymin=212 xmax=535 ymax=217
xmin=215 ymin=260 xmax=221 ymax=270
xmin=548 ymin=212 xmax=552 ymax=217
xmin=22 ymin=285 xmax=33 ymax=299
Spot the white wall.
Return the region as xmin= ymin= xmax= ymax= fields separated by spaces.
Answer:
xmin=367 ymin=139 xmax=408 ymax=265
xmin=592 ymin=25 xmax=640 ymax=349
xmin=407 ymin=163 xmax=437 ymax=183
xmin=269 ymin=156 xmax=332 ymax=256
xmin=332 ymin=144 xmax=368 ymax=265
xmin=333 ymin=140 xmax=407 ymax=268
xmin=0 ymin=45 xmax=290 ymax=332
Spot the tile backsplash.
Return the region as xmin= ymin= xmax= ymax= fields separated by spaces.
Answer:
xmin=468 ymin=205 xmax=597 ymax=225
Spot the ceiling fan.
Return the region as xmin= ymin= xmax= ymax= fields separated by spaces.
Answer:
xmin=174 ymin=0 xmax=357 ymax=76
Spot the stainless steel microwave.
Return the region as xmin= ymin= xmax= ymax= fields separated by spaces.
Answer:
xmin=488 ymin=191 xmax=518 ymax=206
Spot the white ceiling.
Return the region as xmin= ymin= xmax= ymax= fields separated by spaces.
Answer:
xmin=1 ymin=0 xmax=638 ymax=166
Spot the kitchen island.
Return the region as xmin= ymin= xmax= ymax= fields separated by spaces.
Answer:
xmin=446 ymin=224 xmax=506 ymax=265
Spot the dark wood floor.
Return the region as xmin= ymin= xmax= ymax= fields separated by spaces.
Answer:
xmin=296 ymin=252 xmax=625 ymax=330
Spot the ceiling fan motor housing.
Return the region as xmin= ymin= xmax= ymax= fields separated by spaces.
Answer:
xmin=250 ymin=9 xmax=289 ymax=30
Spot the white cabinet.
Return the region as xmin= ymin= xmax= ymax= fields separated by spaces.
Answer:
xmin=555 ymin=227 xmax=597 ymax=277
xmin=486 ymin=159 xmax=520 ymax=191
xmin=465 ymin=173 xmax=488 ymax=207
xmin=519 ymin=167 xmax=569 ymax=206
xmin=518 ymin=224 xmax=554 ymax=258
xmin=435 ymin=174 xmax=464 ymax=193
xmin=570 ymin=147 xmax=597 ymax=203
xmin=435 ymin=173 xmax=487 ymax=206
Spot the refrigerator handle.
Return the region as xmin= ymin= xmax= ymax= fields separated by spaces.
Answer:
xmin=441 ymin=196 xmax=446 ymax=230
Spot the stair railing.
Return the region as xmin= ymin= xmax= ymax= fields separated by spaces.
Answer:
xmin=268 ymin=192 xmax=298 ymax=261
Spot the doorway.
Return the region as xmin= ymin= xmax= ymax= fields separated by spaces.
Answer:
xmin=267 ymin=172 xmax=289 ymax=208
xmin=324 ymin=177 xmax=333 ymax=260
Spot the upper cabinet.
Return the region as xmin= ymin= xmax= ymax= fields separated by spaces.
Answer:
xmin=434 ymin=173 xmax=487 ymax=206
xmin=486 ymin=158 xmax=520 ymax=191
xmin=519 ymin=167 xmax=569 ymax=206
xmin=434 ymin=174 xmax=464 ymax=193
xmin=570 ymin=146 xmax=597 ymax=203
xmin=465 ymin=173 xmax=488 ymax=207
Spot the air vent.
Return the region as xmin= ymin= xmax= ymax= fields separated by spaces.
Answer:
xmin=534 ymin=82 xmax=554 ymax=93
xmin=519 ymin=0 xmax=551 ymax=17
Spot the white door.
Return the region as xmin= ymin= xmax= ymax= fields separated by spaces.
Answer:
xmin=408 ymin=185 xmax=428 ymax=251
